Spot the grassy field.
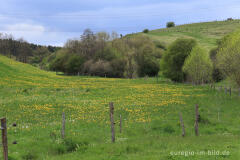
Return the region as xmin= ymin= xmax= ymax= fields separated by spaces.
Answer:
xmin=138 ymin=19 xmax=240 ymax=51
xmin=1 ymin=55 xmax=240 ymax=160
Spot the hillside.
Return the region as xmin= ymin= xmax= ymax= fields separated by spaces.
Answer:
xmin=138 ymin=20 xmax=240 ymax=50
xmin=1 ymin=55 xmax=240 ymax=159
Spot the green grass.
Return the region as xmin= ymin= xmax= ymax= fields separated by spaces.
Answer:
xmin=138 ymin=20 xmax=240 ymax=51
xmin=1 ymin=55 xmax=240 ymax=159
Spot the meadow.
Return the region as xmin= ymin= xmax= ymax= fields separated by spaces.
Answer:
xmin=1 ymin=55 xmax=240 ymax=160
xmin=139 ymin=20 xmax=240 ymax=51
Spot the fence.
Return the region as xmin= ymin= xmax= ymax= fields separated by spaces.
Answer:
xmin=1 ymin=83 xmax=239 ymax=159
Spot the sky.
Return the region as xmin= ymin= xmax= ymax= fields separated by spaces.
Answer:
xmin=0 ymin=0 xmax=240 ymax=46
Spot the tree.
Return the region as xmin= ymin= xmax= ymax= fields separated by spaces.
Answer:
xmin=65 ymin=54 xmax=85 ymax=75
xmin=183 ymin=46 xmax=213 ymax=84
xmin=217 ymin=30 xmax=240 ymax=86
xmin=209 ymin=47 xmax=224 ymax=82
xmin=143 ymin=29 xmax=149 ymax=33
xmin=49 ymin=50 xmax=69 ymax=73
xmin=160 ymin=38 xmax=197 ymax=82
xmin=167 ymin=22 xmax=175 ymax=28
xmin=80 ymin=29 xmax=97 ymax=58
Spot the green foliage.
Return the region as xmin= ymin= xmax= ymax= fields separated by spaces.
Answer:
xmin=1 ymin=56 xmax=240 ymax=159
xmin=110 ymin=58 xmax=126 ymax=77
xmin=166 ymin=22 xmax=175 ymax=28
xmin=143 ymin=29 xmax=149 ymax=33
xmin=183 ymin=46 xmax=213 ymax=84
xmin=136 ymin=45 xmax=160 ymax=77
xmin=51 ymin=138 xmax=88 ymax=155
xmin=51 ymin=33 xmax=161 ymax=78
xmin=94 ymin=44 xmax=118 ymax=61
xmin=21 ymin=151 xmax=38 ymax=160
xmin=160 ymin=38 xmax=197 ymax=82
xmin=217 ymin=29 xmax=240 ymax=87
xmin=154 ymin=41 xmax=167 ymax=51
xmin=209 ymin=48 xmax=224 ymax=82
xmin=143 ymin=20 xmax=240 ymax=51
xmin=49 ymin=50 xmax=70 ymax=73
xmin=65 ymin=54 xmax=85 ymax=75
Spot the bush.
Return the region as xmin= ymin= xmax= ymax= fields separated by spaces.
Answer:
xmin=65 ymin=54 xmax=85 ymax=75
xmin=94 ymin=45 xmax=118 ymax=61
xmin=90 ymin=60 xmax=113 ymax=77
xmin=166 ymin=22 xmax=175 ymax=28
xmin=83 ymin=60 xmax=114 ymax=77
xmin=143 ymin=29 xmax=149 ymax=33
xmin=210 ymin=48 xmax=224 ymax=82
xmin=135 ymin=44 xmax=160 ymax=77
xmin=160 ymin=38 xmax=197 ymax=82
xmin=217 ymin=29 xmax=240 ymax=87
xmin=154 ymin=41 xmax=166 ymax=50
xmin=183 ymin=46 xmax=213 ymax=84
xmin=138 ymin=57 xmax=159 ymax=77
xmin=49 ymin=50 xmax=70 ymax=73
xmin=110 ymin=58 xmax=126 ymax=78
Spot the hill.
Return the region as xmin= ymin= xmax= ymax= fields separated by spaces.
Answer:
xmin=138 ymin=20 xmax=240 ymax=50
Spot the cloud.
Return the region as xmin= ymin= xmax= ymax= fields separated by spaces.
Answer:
xmin=1 ymin=0 xmax=240 ymax=46
xmin=0 ymin=23 xmax=71 ymax=46
xmin=4 ymin=23 xmax=45 ymax=32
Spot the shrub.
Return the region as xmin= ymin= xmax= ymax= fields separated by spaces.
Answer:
xmin=110 ymin=58 xmax=126 ymax=77
xmin=49 ymin=50 xmax=70 ymax=73
xmin=65 ymin=54 xmax=85 ymax=75
xmin=217 ymin=29 xmax=240 ymax=87
xmin=135 ymin=44 xmax=160 ymax=77
xmin=183 ymin=46 xmax=213 ymax=84
xmin=82 ymin=60 xmax=114 ymax=77
xmin=143 ymin=29 xmax=149 ymax=33
xmin=210 ymin=48 xmax=224 ymax=82
xmin=166 ymin=22 xmax=175 ymax=28
xmin=154 ymin=41 xmax=167 ymax=50
xmin=160 ymin=38 xmax=197 ymax=82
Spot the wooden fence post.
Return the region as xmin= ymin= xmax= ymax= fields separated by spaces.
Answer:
xmin=179 ymin=113 xmax=185 ymax=137
xmin=119 ymin=115 xmax=122 ymax=134
xmin=61 ymin=112 xmax=65 ymax=139
xmin=109 ymin=102 xmax=115 ymax=143
xmin=1 ymin=118 xmax=8 ymax=160
xmin=229 ymin=87 xmax=232 ymax=96
xmin=225 ymin=87 xmax=228 ymax=95
xmin=194 ymin=105 xmax=199 ymax=136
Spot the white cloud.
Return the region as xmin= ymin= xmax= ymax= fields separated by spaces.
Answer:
xmin=1 ymin=0 xmax=240 ymax=46
xmin=5 ymin=23 xmax=45 ymax=32
xmin=0 ymin=23 xmax=69 ymax=46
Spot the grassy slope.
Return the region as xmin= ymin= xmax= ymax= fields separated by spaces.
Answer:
xmin=138 ymin=20 xmax=240 ymax=51
xmin=1 ymin=55 xmax=240 ymax=160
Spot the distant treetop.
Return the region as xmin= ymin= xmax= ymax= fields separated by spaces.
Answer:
xmin=166 ymin=22 xmax=175 ymax=28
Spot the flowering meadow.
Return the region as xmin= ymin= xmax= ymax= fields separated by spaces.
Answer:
xmin=0 ymin=55 xmax=240 ymax=160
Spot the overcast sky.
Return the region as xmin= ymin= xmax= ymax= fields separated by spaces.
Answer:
xmin=0 ymin=0 xmax=240 ymax=46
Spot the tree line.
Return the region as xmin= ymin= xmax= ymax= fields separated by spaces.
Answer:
xmin=1 ymin=26 xmax=239 ymax=87
xmin=44 ymin=29 xmax=163 ymax=78
xmin=0 ymin=33 xmax=60 ymax=67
